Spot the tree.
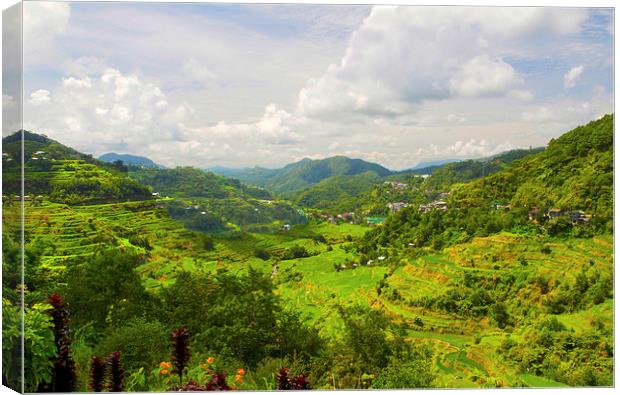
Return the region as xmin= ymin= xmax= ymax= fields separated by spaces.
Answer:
xmin=65 ymin=250 xmax=150 ymax=331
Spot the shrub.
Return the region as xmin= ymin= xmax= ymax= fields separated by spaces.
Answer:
xmin=254 ymin=248 xmax=271 ymax=260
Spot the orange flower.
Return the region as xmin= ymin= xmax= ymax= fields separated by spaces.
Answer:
xmin=159 ymin=361 xmax=172 ymax=369
xmin=235 ymin=374 xmax=243 ymax=383
xmin=237 ymin=368 xmax=246 ymax=375
xmin=160 ymin=369 xmax=169 ymax=376
xmin=207 ymin=357 xmax=215 ymax=364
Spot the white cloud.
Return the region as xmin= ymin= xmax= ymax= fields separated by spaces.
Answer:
xmin=187 ymin=103 xmax=303 ymax=146
xmin=19 ymin=5 xmax=611 ymax=169
xmin=449 ymin=55 xmax=525 ymax=98
xmin=24 ymin=68 xmax=191 ymax=156
xmin=564 ymin=65 xmax=584 ymax=89
xmin=296 ymin=6 xmax=586 ymax=119
xmin=23 ymin=2 xmax=70 ymax=62
xmin=444 ymin=138 xmax=511 ymax=158
xmin=29 ymin=89 xmax=51 ymax=105
xmin=521 ymin=107 xmax=555 ymax=123
xmin=183 ymin=59 xmax=219 ymax=84
xmin=24 ymin=2 xmax=70 ymax=38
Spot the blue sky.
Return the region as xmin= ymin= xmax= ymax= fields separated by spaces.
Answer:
xmin=11 ymin=3 xmax=614 ymax=169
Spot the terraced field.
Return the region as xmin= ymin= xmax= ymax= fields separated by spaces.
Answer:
xmin=364 ymin=232 xmax=614 ymax=388
xmin=10 ymin=194 xmax=613 ymax=388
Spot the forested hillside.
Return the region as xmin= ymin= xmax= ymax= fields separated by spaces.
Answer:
xmin=2 ymin=115 xmax=613 ymax=392
xmin=3 ymin=131 xmax=151 ymax=204
xmin=130 ymin=167 xmax=305 ymax=233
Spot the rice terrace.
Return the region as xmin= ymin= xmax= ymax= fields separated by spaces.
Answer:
xmin=2 ymin=3 xmax=614 ymax=393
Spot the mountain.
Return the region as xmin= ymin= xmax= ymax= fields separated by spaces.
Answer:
xmin=99 ymin=152 xmax=164 ymax=169
xmin=2 ymin=131 xmax=152 ymax=204
xmin=211 ymin=156 xmax=393 ymax=195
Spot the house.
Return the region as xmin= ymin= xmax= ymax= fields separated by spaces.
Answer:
xmin=493 ymin=202 xmax=511 ymax=211
xmin=528 ymin=206 xmax=539 ymax=221
xmin=419 ymin=200 xmax=447 ymax=213
xmin=546 ymin=208 xmax=563 ymax=219
xmin=387 ymin=202 xmax=408 ymax=212
xmin=152 ymin=192 xmax=160 ymax=197
xmin=569 ymin=210 xmax=591 ymax=224
xmin=338 ymin=212 xmax=355 ymax=220
xmin=437 ymin=192 xmax=450 ymax=200
xmin=282 ymin=224 xmax=291 ymax=231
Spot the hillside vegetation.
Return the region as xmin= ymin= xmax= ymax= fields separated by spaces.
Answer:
xmin=130 ymin=167 xmax=305 ymax=233
xmin=2 ymin=115 xmax=613 ymax=392
xmin=3 ymin=131 xmax=151 ymax=205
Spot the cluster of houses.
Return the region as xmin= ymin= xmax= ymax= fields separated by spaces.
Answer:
xmin=418 ymin=200 xmax=447 ymax=213
xmin=184 ymin=204 xmax=208 ymax=215
xmin=308 ymin=211 xmax=357 ymax=225
xmin=30 ymin=150 xmax=48 ymax=161
xmin=386 ymin=202 xmax=408 ymax=212
xmin=528 ymin=206 xmax=591 ymax=224
xmin=383 ymin=181 xmax=409 ymax=190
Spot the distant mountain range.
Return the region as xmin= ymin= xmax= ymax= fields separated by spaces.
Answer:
xmin=208 ymin=155 xmax=393 ymax=195
xmin=99 ymin=152 xmax=164 ymax=169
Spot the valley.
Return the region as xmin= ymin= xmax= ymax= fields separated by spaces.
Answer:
xmin=2 ymin=115 xmax=614 ymax=391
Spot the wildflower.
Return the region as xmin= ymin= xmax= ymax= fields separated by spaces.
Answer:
xmin=160 ymin=361 xmax=172 ymax=369
xmin=89 ymin=356 xmax=105 ymax=392
xmin=235 ymin=374 xmax=243 ymax=383
xmin=160 ymin=369 xmax=169 ymax=376
xmin=106 ymin=351 xmax=124 ymax=392
xmin=237 ymin=368 xmax=245 ymax=375
xmin=171 ymin=327 xmax=190 ymax=384
xmin=207 ymin=357 xmax=215 ymax=364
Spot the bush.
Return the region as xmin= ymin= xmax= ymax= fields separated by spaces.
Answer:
xmin=96 ymin=318 xmax=169 ymax=377
xmin=254 ymin=248 xmax=271 ymax=260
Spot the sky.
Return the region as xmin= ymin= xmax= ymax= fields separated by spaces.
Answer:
xmin=6 ymin=2 xmax=615 ymax=170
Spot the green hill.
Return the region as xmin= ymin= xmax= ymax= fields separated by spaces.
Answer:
xmin=361 ymin=114 xmax=613 ymax=256
xmin=129 ymin=167 xmax=306 ymax=233
xmin=422 ymin=147 xmax=545 ymax=189
xmin=450 ymin=115 xmax=613 ymax=218
xmin=292 ymin=171 xmax=382 ymax=212
xmin=211 ymin=155 xmax=393 ymax=195
xmin=2 ymin=131 xmax=152 ymax=205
